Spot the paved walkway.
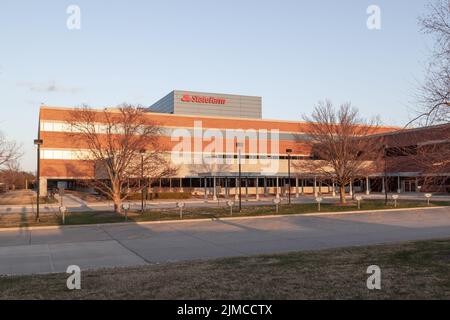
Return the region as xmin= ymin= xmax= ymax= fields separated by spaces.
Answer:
xmin=1 ymin=206 xmax=450 ymax=276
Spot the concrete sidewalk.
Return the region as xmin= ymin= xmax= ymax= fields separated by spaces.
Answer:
xmin=0 ymin=194 xmax=318 ymax=214
xmin=1 ymin=206 xmax=449 ymax=276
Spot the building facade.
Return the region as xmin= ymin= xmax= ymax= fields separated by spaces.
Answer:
xmin=38 ymin=90 xmax=449 ymax=198
xmin=380 ymin=123 xmax=450 ymax=193
xmin=148 ymin=90 xmax=262 ymax=119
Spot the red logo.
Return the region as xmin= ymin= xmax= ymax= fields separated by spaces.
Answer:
xmin=180 ymin=94 xmax=226 ymax=105
xmin=181 ymin=94 xmax=192 ymax=102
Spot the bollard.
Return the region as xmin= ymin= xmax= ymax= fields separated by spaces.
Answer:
xmin=425 ymin=193 xmax=432 ymax=206
xmin=122 ymin=203 xmax=130 ymax=221
xmin=59 ymin=206 xmax=67 ymax=225
xmin=315 ymin=197 xmax=323 ymax=212
xmin=273 ymin=198 xmax=281 ymax=213
xmin=391 ymin=194 xmax=399 ymax=208
xmin=355 ymin=196 xmax=363 ymax=210
xmin=177 ymin=202 xmax=185 ymax=219
xmin=227 ymin=200 xmax=234 ymax=216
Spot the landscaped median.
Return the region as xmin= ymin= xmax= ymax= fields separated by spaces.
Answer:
xmin=1 ymin=237 xmax=450 ymax=299
xmin=0 ymin=199 xmax=449 ymax=229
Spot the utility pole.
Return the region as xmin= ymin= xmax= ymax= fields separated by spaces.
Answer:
xmin=34 ymin=138 xmax=44 ymax=222
xmin=236 ymin=142 xmax=243 ymax=212
xmin=140 ymin=149 xmax=145 ymax=214
xmin=286 ymin=149 xmax=292 ymax=205
xmin=384 ymin=144 xmax=388 ymax=205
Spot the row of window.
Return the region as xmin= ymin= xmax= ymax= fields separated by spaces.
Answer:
xmin=39 ymin=121 xmax=308 ymax=141
xmin=40 ymin=150 xmax=90 ymax=160
xmin=40 ymin=149 xmax=312 ymax=160
xmin=386 ymin=145 xmax=418 ymax=157
xmin=40 ymin=122 xmax=124 ymax=134
xmin=204 ymin=154 xmax=313 ymax=160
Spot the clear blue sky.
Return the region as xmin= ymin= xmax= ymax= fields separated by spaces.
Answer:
xmin=0 ymin=0 xmax=434 ymax=171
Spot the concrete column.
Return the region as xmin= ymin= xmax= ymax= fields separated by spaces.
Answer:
xmin=295 ymin=177 xmax=299 ymax=198
xmin=225 ymin=178 xmax=228 ymax=198
xmin=365 ymin=176 xmax=370 ymax=195
xmin=264 ymin=177 xmax=268 ymax=197
xmin=287 ymin=178 xmax=290 ymax=197
xmin=397 ymin=176 xmax=401 ymax=193
xmin=332 ymin=180 xmax=336 ymax=197
xmin=213 ymin=176 xmax=217 ymax=201
xmin=314 ymin=176 xmax=318 ymax=197
xmin=245 ymin=178 xmax=249 ymax=201
xmin=276 ymin=177 xmax=280 ymax=199
xmin=235 ymin=178 xmax=239 ymax=201
xmin=256 ymin=178 xmax=259 ymax=201
xmin=39 ymin=178 xmax=48 ymax=197
xmin=204 ymin=177 xmax=208 ymax=201
xmin=382 ymin=177 xmax=386 ymax=193
xmin=301 ymin=179 xmax=304 ymax=195
xmin=180 ymin=177 xmax=184 ymax=193
xmin=415 ymin=177 xmax=419 ymax=192
xmin=349 ymin=179 xmax=353 ymax=197
xmin=169 ymin=178 xmax=172 ymax=191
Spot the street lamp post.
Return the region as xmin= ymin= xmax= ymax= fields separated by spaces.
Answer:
xmin=140 ymin=149 xmax=145 ymax=214
xmin=286 ymin=149 xmax=292 ymax=205
xmin=34 ymin=138 xmax=43 ymax=222
xmin=236 ymin=142 xmax=243 ymax=212
xmin=384 ymin=144 xmax=388 ymax=205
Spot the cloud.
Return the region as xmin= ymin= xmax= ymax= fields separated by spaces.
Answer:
xmin=18 ymin=81 xmax=82 ymax=94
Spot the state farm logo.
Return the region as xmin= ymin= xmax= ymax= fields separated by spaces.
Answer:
xmin=180 ymin=94 xmax=226 ymax=105
xmin=181 ymin=94 xmax=192 ymax=102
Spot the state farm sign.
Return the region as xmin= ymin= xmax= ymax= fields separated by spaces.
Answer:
xmin=181 ymin=94 xmax=226 ymax=105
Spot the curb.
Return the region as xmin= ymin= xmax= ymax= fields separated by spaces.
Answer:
xmin=0 ymin=205 xmax=448 ymax=233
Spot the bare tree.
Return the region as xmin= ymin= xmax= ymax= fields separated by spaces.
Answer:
xmin=300 ymin=101 xmax=384 ymax=204
xmin=0 ymin=161 xmax=35 ymax=190
xmin=394 ymin=1 xmax=450 ymax=192
xmin=410 ymin=0 xmax=450 ymax=126
xmin=384 ymin=124 xmax=450 ymax=192
xmin=69 ymin=105 xmax=176 ymax=213
xmin=0 ymin=131 xmax=21 ymax=170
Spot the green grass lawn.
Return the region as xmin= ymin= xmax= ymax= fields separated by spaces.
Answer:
xmin=1 ymin=238 xmax=450 ymax=299
xmin=1 ymin=199 xmax=449 ymax=229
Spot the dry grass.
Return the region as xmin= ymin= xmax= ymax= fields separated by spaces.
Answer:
xmin=0 ymin=190 xmax=33 ymax=205
xmin=0 ymin=190 xmax=56 ymax=206
xmin=1 ymin=238 xmax=450 ymax=300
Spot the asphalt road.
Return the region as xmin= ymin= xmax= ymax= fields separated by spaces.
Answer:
xmin=1 ymin=207 xmax=450 ymax=276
